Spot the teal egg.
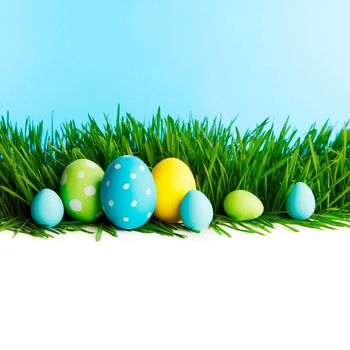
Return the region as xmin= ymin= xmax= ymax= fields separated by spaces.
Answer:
xmin=31 ymin=189 xmax=64 ymax=228
xmin=180 ymin=190 xmax=213 ymax=231
xmin=286 ymin=182 xmax=315 ymax=220
xmin=100 ymin=156 xmax=156 ymax=230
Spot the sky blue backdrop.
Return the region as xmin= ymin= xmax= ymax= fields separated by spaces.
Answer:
xmin=1 ymin=0 xmax=350 ymax=131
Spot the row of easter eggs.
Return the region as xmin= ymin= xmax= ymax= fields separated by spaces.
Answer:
xmin=31 ymin=157 xmax=214 ymax=231
xmin=31 ymin=155 xmax=316 ymax=231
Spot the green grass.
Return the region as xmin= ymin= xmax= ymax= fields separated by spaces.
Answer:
xmin=0 ymin=106 xmax=350 ymax=239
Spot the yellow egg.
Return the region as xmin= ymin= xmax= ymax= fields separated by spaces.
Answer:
xmin=152 ymin=158 xmax=196 ymax=223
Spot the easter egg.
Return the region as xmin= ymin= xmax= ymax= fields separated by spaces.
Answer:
xmin=59 ymin=159 xmax=104 ymax=222
xmin=100 ymin=156 xmax=156 ymax=229
xmin=223 ymin=190 xmax=264 ymax=221
xmin=31 ymin=189 xmax=64 ymax=228
xmin=286 ymin=182 xmax=315 ymax=220
xmin=152 ymin=158 xmax=196 ymax=223
xmin=180 ymin=190 xmax=213 ymax=231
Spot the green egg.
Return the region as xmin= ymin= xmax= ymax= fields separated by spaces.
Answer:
xmin=223 ymin=190 xmax=264 ymax=221
xmin=59 ymin=159 xmax=104 ymax=222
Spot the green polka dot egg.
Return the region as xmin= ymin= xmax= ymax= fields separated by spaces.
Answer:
xmin=59 ymin=159 xmax=104 ymax=222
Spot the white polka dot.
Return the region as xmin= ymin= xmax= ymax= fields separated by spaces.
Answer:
xmin=86 ymin=160 xmax=98 ymax=168
xmin=147 ymin=212 xmax=152 ymax=218
xmin=70 ymin=199 xmax=82 ymax=212
xmin=131 ymin=200 xmax=138 ymax=207
xmin=146 ymin=188 xmax=152 ymax=195
xmin=123 ymin=183 xmax=130 ymax=190
xmin=78 ymin=171 xmax=85 ymax=179
xmin=115 ymin=163 xmax=121 ymax=170
xmin=60 ymin=172 xmax=67 ymax=185
xmin=123 ymin=217 xmax=129 ymax=222
xmin=123 ymin=155 xmax=131 ymax=158
xmin=139 ymin=165 xmax=145 ymax=171
xmin=130 ymin=173 xmax=137 ymax=180
xmin=84 ymin=185 xmax=96 ymax=196
xmin=96 ymin=212 xmax=103 ymax=219
xmin=108 ymin=200 xmax=114 ymax=207
xmin=106 ymin=181 xmax=110 ymax=187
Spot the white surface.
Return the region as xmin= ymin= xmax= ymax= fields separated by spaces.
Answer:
xmin=0 ymin=227 xmax=350 ymax=350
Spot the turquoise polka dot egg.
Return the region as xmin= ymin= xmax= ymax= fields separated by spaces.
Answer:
xmin=100 ymin=156 xmax=156 ymax=229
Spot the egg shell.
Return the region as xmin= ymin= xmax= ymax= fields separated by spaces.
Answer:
xmin=152 ymin=158 xmax=196 ymax=223
xmin=59 ymin=159 xmax=104 ymax=222
xmin=31 ymin=189 xmax=64 ymax=228
xmin=286 ymin=182 xmax=315 ymax=220
xmin=180 ymin=190 xmax=213 ymax=231
xmin=223 ymin=190 xmax=264 ymax=221
xmin=100 ymin=155 xmax=156 ymax=229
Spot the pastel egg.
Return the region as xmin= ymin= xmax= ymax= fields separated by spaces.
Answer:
xmin=223 ymin=190 xmax=264 ymax=221
xmin=31 ymin=189 xmax=64 ymax=228
xmin=180 ymin=190 xmax=213 ymax=231
xmin=152 ymin=158 xmax=196 ymax=223
xmin=59 ymin=159 xmax=104 ymax=222
xmin=286 ymin=182 xmax=315 ymax=220
xmin=100 ymin=156 xmax=156 ymax=229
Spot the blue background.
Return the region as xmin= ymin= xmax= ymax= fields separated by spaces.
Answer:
xmin=1 ymin=0 xmax=350 ymax=131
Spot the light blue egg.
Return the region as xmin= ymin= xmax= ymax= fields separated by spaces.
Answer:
xmin=180 ymin=190 xmax=213 ymax=231
xmin=100 ymin=156 xmax=156 ymax=229
xmin=286 ymin=182 xmax=315 ymax=220
xmin=31 ymin=189 xmax=64 ymax=228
